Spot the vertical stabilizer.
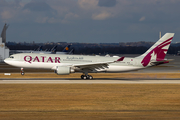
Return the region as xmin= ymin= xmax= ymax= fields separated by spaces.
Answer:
xmin=137 ymin=33 xmax=174 ymax=67
xmin=62 ymin=45 xmax=71 ymax=52
xmin=51 ymin=45 xmax=57 ymax=54
xmin=1 ymin=23 xmax=9 ymax=43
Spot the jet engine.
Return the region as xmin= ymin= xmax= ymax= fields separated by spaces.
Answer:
xmin=55 ymin=66 xmax=75 ymax=75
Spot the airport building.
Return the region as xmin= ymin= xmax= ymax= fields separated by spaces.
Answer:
xmin=0 ymin=24 xmax=9 ymax=62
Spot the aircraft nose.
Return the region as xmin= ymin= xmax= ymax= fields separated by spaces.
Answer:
xmin=4 ymin=59 xmax=7 ymax=63
xmin=4 ymin=58 xmax=9 ymax=64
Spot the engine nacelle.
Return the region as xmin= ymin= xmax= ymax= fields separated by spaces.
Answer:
xmin=55 ymin=66 xmax=74 ymax=75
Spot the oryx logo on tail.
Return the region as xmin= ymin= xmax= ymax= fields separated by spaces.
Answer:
xmin=140 ymin=33 xmax=174 ymax=67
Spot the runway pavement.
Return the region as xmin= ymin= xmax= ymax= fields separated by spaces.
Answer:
xmin=1 ymin=78 xmax=180 ymax=84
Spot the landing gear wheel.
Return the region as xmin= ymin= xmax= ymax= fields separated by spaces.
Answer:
xmin=81 ymin=75 xmax=87 ymax=79
xmin=21 ymin=71 xmax=25 ymax=75
xmin=83 ymin=75 xmax=87 ymax=79
xmin=81 ymin=75 xmax=84 ymax=79
xmin=89 ymin=75 xmax=93 ymax=80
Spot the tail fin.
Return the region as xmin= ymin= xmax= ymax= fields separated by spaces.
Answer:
xmin=137 ymin=33 xmax=174 ymax=67
xmin=69 ymin=49 xmax=74 ymax=54
xmin=62 ymin=45 xmax=71 ymax=52
xmin=51 ymin=45 xmax=57 ymax=54
xmin=35 ymin=46 xmax=43 ymax=51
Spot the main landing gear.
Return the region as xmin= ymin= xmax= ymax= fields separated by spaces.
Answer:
xmin=21 ymin=68 xmax=25 ymax=75
xmin=81 ymin=75 xmax=93 ymax=79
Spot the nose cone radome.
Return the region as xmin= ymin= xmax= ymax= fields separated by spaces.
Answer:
xmin=4 ymin=58 xmax=9 ymax=64
xmin=4 ymin=58 xmax=7 ymax=63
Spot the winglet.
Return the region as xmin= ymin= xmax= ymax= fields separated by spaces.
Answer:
xmin=117 ymin=57 xmax=125 ymax=61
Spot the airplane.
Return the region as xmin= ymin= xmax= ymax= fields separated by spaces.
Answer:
xmin=4 ymin=33 xmax=174 ymax=79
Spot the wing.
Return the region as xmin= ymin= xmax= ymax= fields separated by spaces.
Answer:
xmin=73 ymin=57 xmax=125 ymax=72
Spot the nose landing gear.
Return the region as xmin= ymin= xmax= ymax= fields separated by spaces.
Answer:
xmin=21 ymin=68 xmax=25 ymax=75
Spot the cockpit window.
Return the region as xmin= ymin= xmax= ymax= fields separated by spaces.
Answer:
xmin=9 ymin=56 xmax=14 ymax=59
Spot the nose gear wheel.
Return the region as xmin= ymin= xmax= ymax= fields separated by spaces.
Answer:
xmin=20 ymin=68 xmax=25 ymax=75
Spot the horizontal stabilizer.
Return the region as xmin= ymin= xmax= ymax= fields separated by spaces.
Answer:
xmin=150 ymin=59 xmax=174 ymax=65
